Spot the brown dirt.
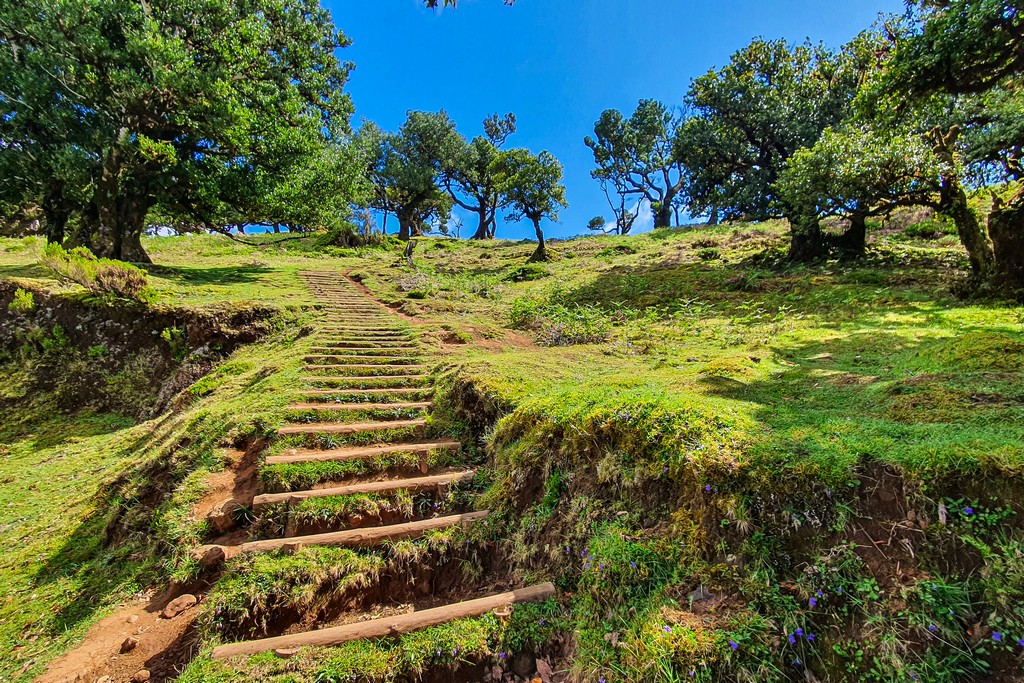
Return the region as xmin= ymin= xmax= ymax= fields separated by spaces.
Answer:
xmin=35 ymin=589 xmax=202 ymax=683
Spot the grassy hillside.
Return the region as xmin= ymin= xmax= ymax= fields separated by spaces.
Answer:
xmin=1 ymin=221 xmax=1022 ymax=682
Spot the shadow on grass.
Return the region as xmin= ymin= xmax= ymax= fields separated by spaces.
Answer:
xmin=147 ymin=264 xmax=272 ymax=287
xmin=0 ymin=263 xmax=50 ymax=280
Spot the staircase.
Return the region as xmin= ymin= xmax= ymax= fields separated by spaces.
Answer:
xmin=205 ymin=272 xmax=554 ymax=661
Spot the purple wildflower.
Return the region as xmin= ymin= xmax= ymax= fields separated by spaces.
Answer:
xmin=788 ymin=634 xmax=796 ymax=644
xmin=499 ymin=653 xmax=506 ymax=660
xmin=807 ymin=634 xmax=815 ymax=642
xmin=1018 ymin=638 xmax=1024 ymax=648
xmin=808 ymin=598 xmax=817 ymax=608
xmin=705 ymin=484 xmax=712 ymax=492
xmin=964 ymin=507 xmax=974 ymax=516
xmin=793 ymin=659 xmax=802 ymax=666
xmin=929 ymin=624 xmax=937 ymax=632
xmin=993 ymin=632 xmax=1003 ymax=642
xmin=795 ymin=628 xmax=803 ymax=637
xmin=630 ymin=561 xmax=637 ymax=569
xmin=729 ymin=639 xmax=739 ymax=651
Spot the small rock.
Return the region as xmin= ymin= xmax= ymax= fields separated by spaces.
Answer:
xmin=512 ymin=652 xmax=534 ymax=678
xmin=126 ymin=614 xmax=139 ymax=624
xmin=131 ymin=670 xmax=151 ymax=683
xmin=282 ymin=542 xmax=304 ymax=555
xmin=274 ymin=647 xmax=301 ymax=659
xmin=162 ymin=594 xmax=197 ymax=619
xmin=120 ymin=636 xmax=139 ymax=654
xmin=208 ymin=499 xmax=240 ymax=533
xmin=491 ymin=665 xmax=504 ymax=680
xmin=536 ymin=658 xmax=553 ymax=683
xmin=96 ymin=677 xmax=113 ymax=683
xmin=192 ymin=545 xmax=226 ymax=568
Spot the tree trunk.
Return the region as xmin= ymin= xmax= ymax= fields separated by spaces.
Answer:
xmin=41 ymin=181 xmax=70 ymax=245
xmin=787 ymin=212 xmax=828 ymax=261
xmin=397 ymin=212 xmax=413 ymax=241
xmin=273 ymin=223 xmax=282 ymax=234
xmin=470 ymin=206 xmax=489 ymax=240
xmin=653 ymin=202 xmax=671 ymax=229
xmin=707 ymin=205 xmax=719 ymax=226
xmin=940 ymin=179 xmax=996 ymax=279
xmin=832 ymin=212 xmax=867 ymax=259
xmin=526 ymin=218 xmax=547 ymax=263
xmin=988 ymin=202 xmax=1024 ymax=293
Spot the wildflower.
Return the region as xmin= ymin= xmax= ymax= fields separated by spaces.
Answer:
xmin=705 ymin=484 xmax=712 ymax=492
xmin=807 ymin=634 xmax=815 ymax=642
xmin=793 ymin=659 xmax=802 ymax=666
xmin=599 ymin=564 xmax=604 ymax=570
xmin=993 ymin=632 xmax=1003 ymax=642
xmin=963 ymin=507 xmax=974 ymax=516
xmin=788 ymin=634 xmax=796 ymax=644
xmin=1017 ymin=638 xmax=1024 ymax=648
xmin=630 ymin=561 xmax=637 ymax=569
xmin=794 ymin=628 xmax=803 ymax=637
xmin=729 ymin=639 xmax=739 ymax=651
xmin=600 ymin=678 xmax=606 ymax=683
xmin=690 ymin=672 xmax=696 ymax=678
xmin=664 ymin=466 xmax=669 ymax=473
xmin=808 ymin=598 xmax=817 ymax=608
xmin=816 ymin=589 xmax=824 ymax=597
xmin=928 ymin=625 xmax=937 ymax=633
xmin=836 ymin=587 xmax=843 ymax=594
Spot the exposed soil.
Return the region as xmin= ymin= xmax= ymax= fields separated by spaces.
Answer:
xmin=36 ymin=588 xmax=203 ymax=683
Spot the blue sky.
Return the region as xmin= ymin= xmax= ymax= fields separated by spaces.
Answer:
xmin=327 ymin=0 xmax=905 ymax=240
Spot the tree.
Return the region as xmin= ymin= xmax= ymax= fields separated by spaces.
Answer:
xmin=357 ymin=112 xmax=457 ymax=241
xmin=441 ymin=113 xmax=517 ymax=240
xmin=882 ymin=0 xmax=1024 ymax=290
xmin=679 ymin=39 xmax=860 ymax=260
xmin=0 ymin=0 xmax=357 ymax=262
xmin=588 ymin=216 xmax=609 ymax=233
xmin=779 ymin=125 xmax=945 ymax=257
xmin=585 ymin=100 xmax=686 ymax=231
xmin=495 ymin=149 xmax=567 ymax=263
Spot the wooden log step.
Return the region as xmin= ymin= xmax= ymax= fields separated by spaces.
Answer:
xmin=305 ymin=355 xmax=422 ymax=363
xmin=266 ymin=439 xmax=460 ymax=465
xmin=303 ymin=375 xmax=427 ymax=384
xmin=287 ymin=401 xmax=432 ymax=412
xmin=277 ymin=418 xmax=426 ymax=436
xmin=252 ymin=469 xmax=476 ymax=508
xmin=296 ymin=387 xmax=431 ymax=398
xmin=309 ymin=348 xmax=418 ymax=355
xmin=303 ymin=364 xmax=427 ymax=373
xmin=210 ymin=582 xmax=555 ymax=660
xmin=233 ymin=510 xmax=488 ymax=557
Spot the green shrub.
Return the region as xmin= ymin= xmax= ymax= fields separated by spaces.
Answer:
xmin=696 ymin=247 xmax=722 ymax=261
xmin=41 ymin=243 xmax=154 ymax=303
xmin=8 ymin=288 xmax=35 ymax=314
xmin=508 ymin=298 xmax=612 ymax=346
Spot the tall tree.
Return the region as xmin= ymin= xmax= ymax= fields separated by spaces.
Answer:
xmin=679 ymin=39 xmax=860 ymax=260
xmin=441 ymin=113 xmax=517 ymax=240
xmin=357 ymin=112 xmax=457 ymax=241
xmin=882 ymin=0 xmax=1024 ymax=290
xmin=0 ymin=0 xmax=356 ymax=261
xmin=585 ymin=100 xmax=686 ymax=231
xmin=495 ymin=149 xmax=567 ymax=263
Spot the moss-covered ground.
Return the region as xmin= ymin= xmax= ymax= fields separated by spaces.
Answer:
xmin=2 ymin=219 xmax=1023 ymax=682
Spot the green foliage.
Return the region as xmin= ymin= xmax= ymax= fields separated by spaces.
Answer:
xmin=0 ymin=0 xmax=362 ymax=260
xmin=585 ymin=100 xmax=686 ymax=231
xmin=508 ymin=298 xmax=612 ymax=346
xmin=40 ymin=243 xmax=153 ymax=303
xmin=7 ymin=288 xmax=34 ymax=314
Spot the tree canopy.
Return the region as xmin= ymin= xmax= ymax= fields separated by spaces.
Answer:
xmin=495 ymin=149 xmax=567 ymax=263
xmin=585 ymin=100 xmax=686 ymax=232
xmin=0 ymin=0 xmax=361 ymax=261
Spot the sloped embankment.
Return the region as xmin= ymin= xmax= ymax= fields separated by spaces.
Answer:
xmin=433 ymin=353 xmax=1024 ymax=682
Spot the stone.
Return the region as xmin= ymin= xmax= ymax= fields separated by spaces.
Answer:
xmin=131 ymin=670 xmax=151 ymax=683
xmin=126 ymin=614 xmax=139 ymax=624
xmin=119 ymin=636 xmax=139 ymax=654
xmin=96 ymin=677 xmax=113 ymax=683
xmin=208 ymin=500 xmax=239 ymax=533
xmin=162 ymin=593 xmax=197 ymax=619
xmin=512 ymin=652 xmax=534 ymax=678
xmin=192 ymin=545 xmax=226 ymax=568
xmin=274 ymin=647 xmax=301 ymax=659
xmin=536 ymin=658 xmax=553 ymax=683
